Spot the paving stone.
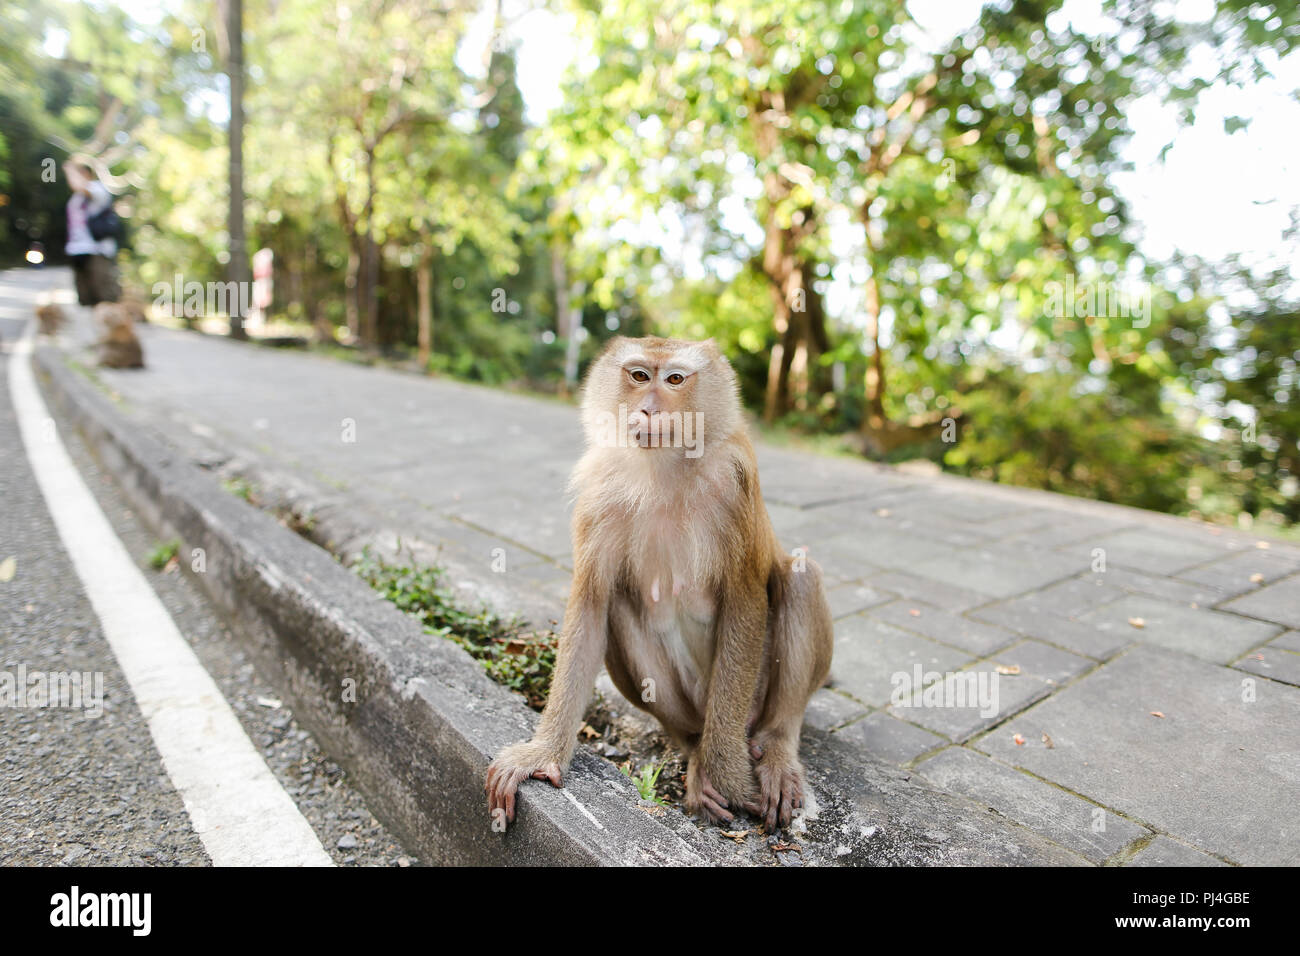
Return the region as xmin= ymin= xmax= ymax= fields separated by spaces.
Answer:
xmin=846 ymin=498 xmax=1003 ymax=547
xmin=1220 ymin=576 xmax=1300 ymax=629
xmin=1178 ymin=548 xmax=1300 ymax=597
xmin=824 ymin=581 xmax=893 ymax=620
xmin=765 ymin=503 xmax=848 ymax=550
xmin=830 ymin=614 xmax=973 ymax=708
xmin=864 ymin=569 xmax=994 ymax=613
xmin=834 ymin=712 xmax=946 ymax=765
xmin=972 ymin=645 xmax=1300 ymax=866
xmin=922 ymin=494 xmax=1029 ymax=524
xmin=754 ymin=453 xmax=907 ymax=508
xmin=1078 ymin=593 xmax=1281 ymax=665
xmin=1024 ymin=574 xmax=1133 ymax=618
xmin=1103 ymin=569 xmax=1238 ymax=608
xmin=445 ymin=494 xmax=572 ymax=558
xmin=818 ymin=528 xmax=952 ymax=580
xmin=802 ymin=688 xmax=868 ymax=732
xmin=798 ymin=484 xmax=928 ymax=522
xmin=1065 ymin=527 xmax=1229 ymax=576
xmin=993 ymin=511 xmax=1133 ymax=548
xmin=902 ymin=544 xmax=1087 ymax=599
xmin=993 ymin=640 xmax=1095 ymax=686
xmin=1125 ymin=836 xmax=1228 ymax=867
xmin=870 ymin=600 xmax=1019 ymax=656
xmin=916 ymin=747 xmax=1149 ymax=862
xmin=507 ymin=560 xmax=573 ymax=593
xmin=887 ymin=657 xmax=1056 ymax=742
xmin=1233 ymin=646 xmax=1300 ymax=687
xmin=972 ymin=599 xmax=1134 ymax=660
xmin=1271 ymin=631 xmax=1300 ymax=653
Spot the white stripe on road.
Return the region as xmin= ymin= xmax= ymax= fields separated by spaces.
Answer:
xmin=7 ymin=320 xmax=333 ymax=867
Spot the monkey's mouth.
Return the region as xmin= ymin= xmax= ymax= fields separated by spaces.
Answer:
xmin=629 ymin=413 xmax=678 ymax=448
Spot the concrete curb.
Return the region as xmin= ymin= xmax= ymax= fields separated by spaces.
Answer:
xmin=34 ymin=346 xmax=742 ymax=865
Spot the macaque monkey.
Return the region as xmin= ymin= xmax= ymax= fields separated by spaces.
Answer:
xmin=35 ymin=303 xmax=66 ymax=335
xmin=94 ymin=302 xmax=144 ymax=369
xmin=119 ymin=291 xmax=149 ymax=324
xmin=487 ymin=337 xmax=833 ymax=831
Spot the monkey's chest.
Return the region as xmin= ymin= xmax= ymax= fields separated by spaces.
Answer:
xmin=643 ymin=586 xmax=716 ymax=685
xmin=632 ymin=543 xmax=718 ymax=686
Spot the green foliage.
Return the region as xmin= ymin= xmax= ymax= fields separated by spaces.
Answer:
xmin=221 ymin=476 xmax=257 ymax=502
xmin=621 ymin=759 xmax=668 ymax=804
xmin=353 ymin=550 xmax=557 ymax=708
xmin=146 ymin=538 xmax=180 ymax=570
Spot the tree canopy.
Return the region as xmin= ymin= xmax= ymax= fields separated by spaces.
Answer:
xmin=2 ymin=0 xmax=1296 ymax=535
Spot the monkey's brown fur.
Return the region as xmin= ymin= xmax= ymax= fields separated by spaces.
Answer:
xmin=94 ymin=303 xmax=145 ymax=369
xmin=487 ymin=337 xmax=833 ymax=831
xmin=119 ymin=291 xmax=149 ymax=324
xmin=35 ymin=303 xmax=66 ymax=335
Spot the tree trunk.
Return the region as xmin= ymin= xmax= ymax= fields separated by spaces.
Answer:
xmin=857 ymin=252 xmax=953 ymax=456
xmin=357 ymin=147 xmax=379 ymax=347
xmin=225 ymin=0 xmax=248 ymax=340
xmin=863 ymin=268 xmax=886 ymax=422
xmin=762 ymin=213 xmax=827 ymax=422
xmin=417 ymin=242 xmax=434 ymax=369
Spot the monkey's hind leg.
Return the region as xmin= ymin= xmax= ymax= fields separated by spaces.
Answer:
xmin=749 ymin=556 xmax=833 ymax=830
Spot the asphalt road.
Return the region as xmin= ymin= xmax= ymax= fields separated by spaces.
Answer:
xmin=0 ymin=270 xmax=414 ymax=866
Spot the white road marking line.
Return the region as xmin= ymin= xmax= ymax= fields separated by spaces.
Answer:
xmin=7 ymin=319 xmax=333 ymax=867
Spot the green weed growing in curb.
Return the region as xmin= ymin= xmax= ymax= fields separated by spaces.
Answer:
xmin=621 ymin=760 xmax=667 ymax=804
xmin=353 ymin=549 xmax=556 ymax=709
xmin=222 ymin=476 xmax=258 ymax=503
xmin=147 ymin=538 xmax=180 ymax=570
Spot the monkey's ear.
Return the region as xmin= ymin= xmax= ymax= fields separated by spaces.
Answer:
xmin=699 ymin=337 xmax=722 ymax=359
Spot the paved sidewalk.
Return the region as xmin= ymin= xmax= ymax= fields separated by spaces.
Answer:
xmin=18 ymin=268 xmax=1300 ymax=865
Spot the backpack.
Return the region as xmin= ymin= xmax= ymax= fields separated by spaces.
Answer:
xmin=87 ymin=203 xmax=122 ymax=242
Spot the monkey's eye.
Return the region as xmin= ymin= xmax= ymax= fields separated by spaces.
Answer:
xmin=628 ymin=368 xmax=651 ymax=384
xmin=665 ymin=372 xmax=686 ymax=386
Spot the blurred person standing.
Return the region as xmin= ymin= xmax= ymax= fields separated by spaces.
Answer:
xmin=64 ymin=160 xmax=121 ymax=306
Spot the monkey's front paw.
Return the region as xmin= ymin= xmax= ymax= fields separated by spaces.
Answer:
xmin=485 ymin=741 xmax=563 ymax=826
xmin=753 ymin=755 xmax=805 ymax=831
xmin=684 ymin=758 xmax=749 ymax=825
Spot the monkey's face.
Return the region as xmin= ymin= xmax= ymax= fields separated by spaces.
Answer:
xmin=581 ymin=337 xmax=740 ymax=454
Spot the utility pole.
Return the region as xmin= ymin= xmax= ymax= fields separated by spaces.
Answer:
xmin=226 ymin=0 xmax=249 ymax=339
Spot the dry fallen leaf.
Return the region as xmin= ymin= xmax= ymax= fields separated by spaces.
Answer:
xmin=579 ymin=724 xmax=601 ymax=740
xmin=1013 ymin=733 xmax=1026 ymax=746
xmin=1249 ymin=573 xmax=1264 ymax=584
xmin=995 ymin=664 xmax=1021 ymax=675
xmin=1256 ymin=540 xmax=1271 ymax=550
xmin=1041 ymin=733 xmax=1055 ymax=749
xmin=908 ymin=608 xmax=921 ymax=617
xmin=1150 ymin=711 xmax=1165 ymax=719
xmin=770 ymin=841 xmax=801 ymax=853
xmin=1128 ymin=617 xmax=1146 ymax=629
xmin=719 ymin=829 xmax=751 ymax=843
xmin=0 ymin=556 xmax=15 ymax=583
